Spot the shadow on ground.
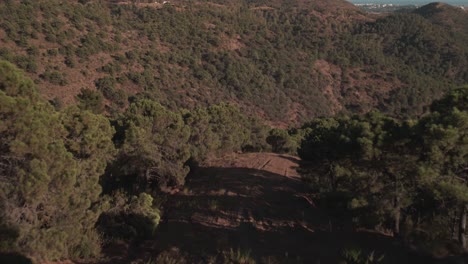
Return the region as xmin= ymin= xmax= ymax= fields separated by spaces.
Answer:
xmin=0 ymin=253 xmax=32 ymax=264
xmin=98 ymin=164 xmax=442 ymax=264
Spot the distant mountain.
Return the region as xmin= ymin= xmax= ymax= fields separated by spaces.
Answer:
xmin=350 ymin=0 xmax=468 ymax=5
xmin=413 ymin=2 xmax=468 ymax=35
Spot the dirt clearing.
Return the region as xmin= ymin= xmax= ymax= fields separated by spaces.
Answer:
xmin=108 ymin=153 xmax=431 ymax=264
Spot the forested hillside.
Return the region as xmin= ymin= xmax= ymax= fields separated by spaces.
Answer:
xmin=1 ymin=0 xmax=468 ymax=263
xmin=0 ymin=0 xmax=467 ymax=125
xmin=0 ymin=60 xmax=270 ymax=263
xmin=1 ymin=59 xmax=466 ymax=263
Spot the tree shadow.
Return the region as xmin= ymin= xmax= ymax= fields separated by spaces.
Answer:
xmin=0 ymin=253 xmax=32 ymax=264
xmin=277 ymin=154 xmax=301 ymax=165
xmin=148 ymin=221 xmax=434 ymax=264
xmin=101 ymin=166 xmax=438 ymax=264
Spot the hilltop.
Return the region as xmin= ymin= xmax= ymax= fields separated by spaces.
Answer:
xmin=413 ymin=2 xmax=468 ymax=35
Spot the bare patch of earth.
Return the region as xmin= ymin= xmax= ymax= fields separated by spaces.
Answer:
xmin=42 ymin=153 xmax=437 ymax=264
xmin=109 ymin=153 xmax=434 ymax=263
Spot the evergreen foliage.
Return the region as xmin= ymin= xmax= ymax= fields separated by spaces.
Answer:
xmin=0 ymin=0 xmax=467 ymax=261
xmin=0 ymin=0 xmax=466 ymax=123
xmin=115 ymin=99 xmax=191 ymax=190
xmin=299 ymin=86 xmax=468 ymax=246
xmin=0 ymin=62 xmax=114 ymax=262
xmin=76 ymin=88 xmax=105 ymax=114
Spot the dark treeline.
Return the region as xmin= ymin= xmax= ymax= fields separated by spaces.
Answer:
xmin=298 ymin=86 xmax=468 ymax=252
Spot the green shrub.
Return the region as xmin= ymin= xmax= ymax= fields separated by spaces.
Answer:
xmin=221 ymin=248 xmax=256 ymax=264
xmin=40 ymin=69 xmax=67 ymax=85
xmin=98 ymin=192 xmax=161 ymax=240
xmin=341 ymin=248 xmax=384 ymax=264
xmin=76 ymin=88 xmax=104 ymax=114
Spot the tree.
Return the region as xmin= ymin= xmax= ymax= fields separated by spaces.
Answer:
xmin=116 ymin=99 xmax=191 ymax=191
xmin=98 ymin=191 xmax=161 ymax=240
xmin=0 ymin=60 xmax=36 ymax=99
xmin=266 ymin=128 xmax=294 ymax=153
xmin=0 ymin=61 xmax=115 ymax=262
xmin=206 ymin=103 xmax=250 ymax=154
xmin=243 ymin=116 xmax=270 ymax=153
xmin=417 ymin=86 xmax=468 ymax=247
xmin=298 ymin=112 xmax=418 ymax=235
xmin=183 ymin=106 xmax=220 ymax=165
xmin=76 ymin=88 xmax=105 ymax=114
xmin=59 ymin=106 xmax=116 ymax=258
xmin=183 ymin=104 xmax=269 ymax=165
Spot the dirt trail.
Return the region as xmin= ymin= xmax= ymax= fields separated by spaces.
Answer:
xmin=133 ymin=153 xmax=430 ymax=264
xmin=205 ymin=152 xmax=301 ymax=178
xmin=74 ymin=153 xmax=437 ymax=264
xmin=164 ymin=153 xmax=319 ymax=232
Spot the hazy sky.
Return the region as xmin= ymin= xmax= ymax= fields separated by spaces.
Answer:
xmin=348 ymin=0 xmax=468 ymax=4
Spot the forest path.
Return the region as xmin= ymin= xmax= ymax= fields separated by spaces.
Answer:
xmin=132 ymin=153 xmax=430 ymax=264
xmin=164 ymin=153 xmax=319 ymax=232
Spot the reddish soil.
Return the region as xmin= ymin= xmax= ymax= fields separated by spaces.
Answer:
xmin=94 ymin=153 xmax=434 ymax=264
xmin=203 ymin=153 xmax=301 ymax=179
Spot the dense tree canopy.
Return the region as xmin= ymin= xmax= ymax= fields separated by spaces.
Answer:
xmin=0 ymin=0 xmax=466 ymax=124
xmin=299 ymin=86 xmax=468 ymax=246
xmin=416 ymin=86 xmax=468 ymax=246
xmin=115 ymin=99 xmax=191 ymax=190
xmin=0 ymin=61 xmax=115 ymax=262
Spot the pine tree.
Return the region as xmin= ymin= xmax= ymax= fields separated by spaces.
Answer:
xmin=0 ymin=61 xmax=115 ymax=262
